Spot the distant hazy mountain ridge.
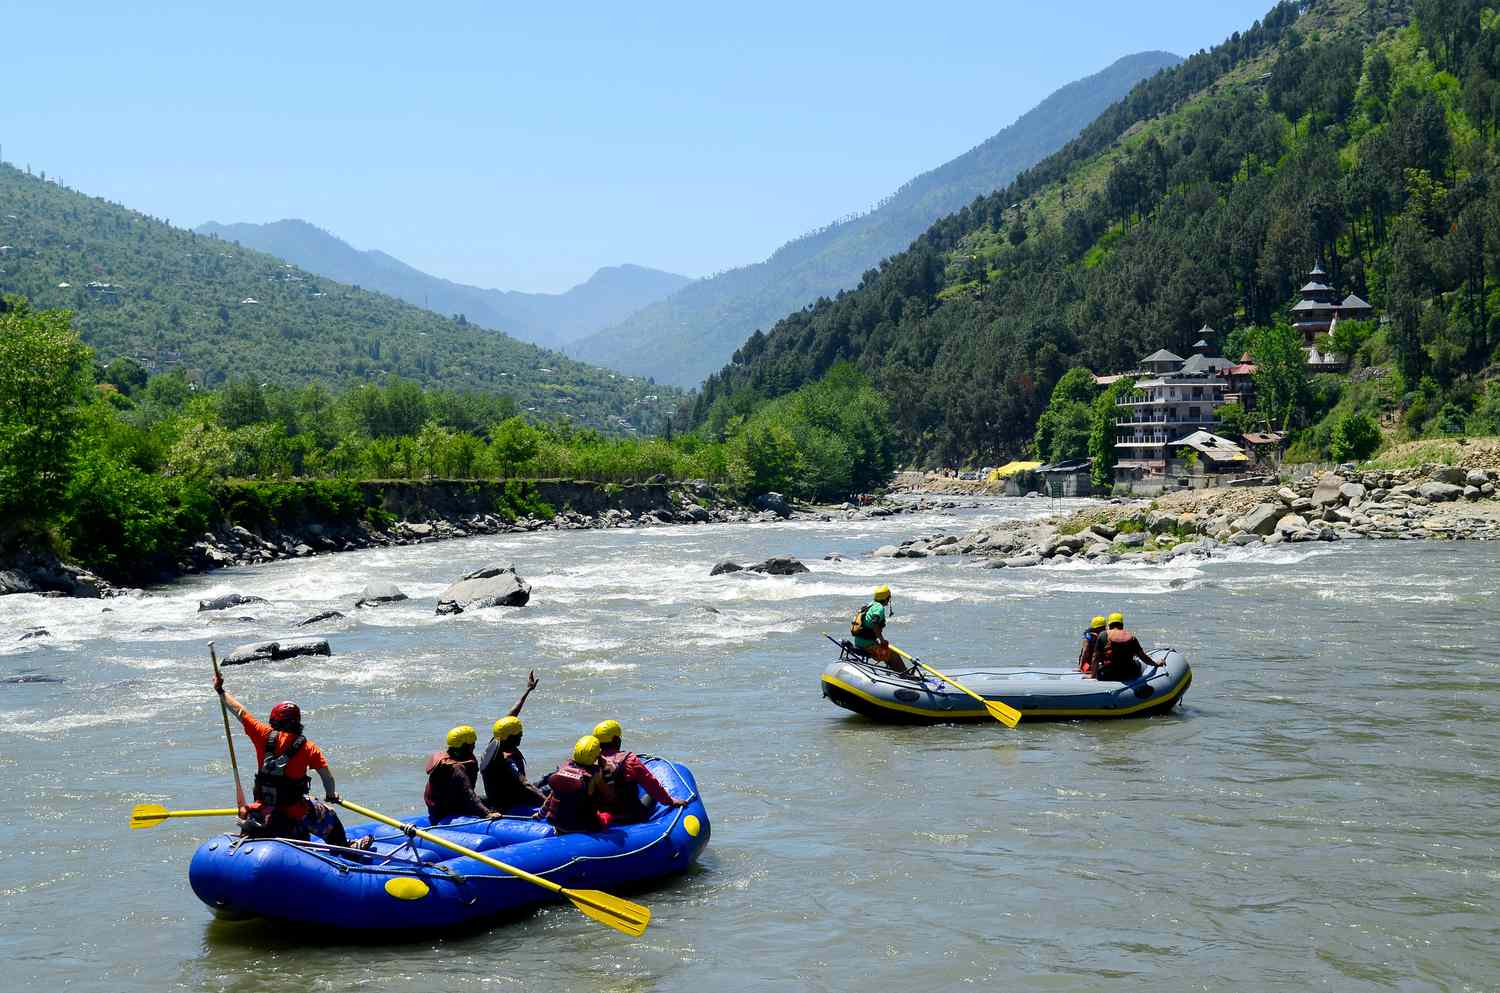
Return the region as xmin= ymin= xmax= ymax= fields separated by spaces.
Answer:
xmin=195 ymin=219 xmax=691 ymax=350
xmin=570 ymin=50 xmax=1183 ymax=386
xmin=0 ymin=165 xmax=677 ymax=430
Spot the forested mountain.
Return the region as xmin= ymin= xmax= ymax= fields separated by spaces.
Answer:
xmin=0 ymin=166 xmax=679 ymax=431
xmin=691 ymin=0 xmax=1500 ymax=464
xmin=195 ymin=219 xmax=690 ymax=350
xmin=572 ymin=51 xmax=1183 ymax=386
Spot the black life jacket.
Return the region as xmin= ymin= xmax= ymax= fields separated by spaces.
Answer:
xmin=850 ymin=602 xmax=882 ymax=639
xmin=252 ymin=731 xmax=311 ymax=809
xmin=480 ymin=742 xmax=530 ymax=808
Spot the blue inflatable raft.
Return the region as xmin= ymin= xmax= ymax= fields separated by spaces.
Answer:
xmin=188 ymin=758 xmax=709 ymax=930
xmin=821 ymin=647 xmax=1191 ymax=722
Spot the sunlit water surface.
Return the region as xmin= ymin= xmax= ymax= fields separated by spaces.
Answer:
xmin=2 ymin=498 xmax=1497 ymax=992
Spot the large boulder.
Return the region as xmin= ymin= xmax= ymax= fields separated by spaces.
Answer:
xmin=683 ymin=504 xmax=714 ymax=523
xmin=222 ymin=638 xmax=332 ymax=666
xmin=1311 ymin=474 xmax=1345 ymax=507
xmin=1338 ymin=482 xmax=1367 ymax=504
xmin=198 ymin=592 xmax=268 ymax=612
xmin=752 ymin=492 xmax=791 ymax=518
xmin=1466 ymin=469 xmax=1490 ymax=487
xmin=1236 ymin=502 xmax=1284 ymax=536
xmin=1431 ymin=466 xmax=1466 ymax=485
xmin=1115 ymin=532 xmax=1148 ymax=548
xmin=709 ymin=561 xmax=743 ymax=576
xmin=1276 ymin=513 xmax=1309 ymax=534
xmin=871 ymin=544 xmax=901 ymax=558
xmin=435 ymin=566 xmax=531 ymax=615
xmin=355 ymin=583 xmax=408 ymax=607
xmin=1418 ymin=481 xmax=1464 ymax=502
xmin=747 ymin=556 xmax=810 ymax=575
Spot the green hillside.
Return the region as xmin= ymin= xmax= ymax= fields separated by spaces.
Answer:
xmin=691 ymin=0 xmax=1500 ymax=464
xmin=572 ymin=51 xmax=1182 ymax=387
xmin=0 ymin=166 xmax=678 ymax=432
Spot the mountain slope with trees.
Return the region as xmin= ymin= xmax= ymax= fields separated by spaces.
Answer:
xmin=572 ymin=51 xmax=1183 ymax=386
xmin=195 ymin=219 xmax=691 ymax=350
xmin=691 ymin=0 xmax=1500 ymax=469
xmin=0 ymin=165 xmax=678 ymax=431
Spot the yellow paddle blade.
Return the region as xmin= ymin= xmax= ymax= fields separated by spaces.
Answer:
xmin=129 ymin=804 xmax=239 ymax=829
xmin=566 ymin=888 xmax=651 ymax=937
xmin=985 ymin=699 xmax=1023 ymax=729
xmin=130 ymin=803 xmax=170 ymax=829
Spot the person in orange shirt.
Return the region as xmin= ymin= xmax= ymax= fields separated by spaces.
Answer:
xmin=214 ymin=674 xmax=369 ymax=849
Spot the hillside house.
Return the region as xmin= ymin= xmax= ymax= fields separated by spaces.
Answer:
xmin=1114 ymin=340 xmax=1231 ymax=484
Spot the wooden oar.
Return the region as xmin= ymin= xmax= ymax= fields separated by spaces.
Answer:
xmin=130 ymin=803 xmax=239 ymax=829
xmin=333 ymin=798 xmax=651 ymax=937
xmin=209 ymin=642 xmax=247 ymax=812
xmin=890 ymin=646 xmax=1022 ymax=728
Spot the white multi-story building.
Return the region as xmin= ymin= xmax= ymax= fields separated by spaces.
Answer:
xmin=1114 ymin=346 xmax=1232 ymax=482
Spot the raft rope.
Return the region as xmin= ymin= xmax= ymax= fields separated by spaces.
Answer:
xmin=225 ymin=761 xmax=701 ymax=886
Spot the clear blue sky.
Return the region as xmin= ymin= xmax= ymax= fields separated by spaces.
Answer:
xmin=7 ymin=1 xmax=1274 ymax=293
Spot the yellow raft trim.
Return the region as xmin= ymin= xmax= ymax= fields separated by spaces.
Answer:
xmin=821 ymin=669 xmax=1191 ymax=720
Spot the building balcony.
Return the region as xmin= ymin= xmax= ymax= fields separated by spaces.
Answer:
xmin=1116 ymin=416 xmax=1219 ymax=428
xmin=1117 ymin=396 xmax=1226 ymax=407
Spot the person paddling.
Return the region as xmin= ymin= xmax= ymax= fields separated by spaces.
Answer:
xmin=1078 ymin=615 xmax=1106 ymax=674
xmin=538 ymin=735 xmax=610 ymax=832
xmin=592 ymin=719 xmax=687 ymax=824
xmin=426 ymin=725 xmax=500 ymax=823
xmin=480 ymin=672 xmax=545 ymax=811
xmin=1088 ymin=612 xmax=1160 ymax=682
xmin=850 ymin=585 xmax=906 ymax=672
xmin=212 ymin=674 xmax=369 ymax=849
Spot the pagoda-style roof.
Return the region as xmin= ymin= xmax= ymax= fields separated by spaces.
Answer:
xmin=1192 ymin=338 xmax=1210 ymax=349
xmin=1141 ymin=348 xmax=1183 ymax=364
xmin=1308 ymin=262 xmax=1327 ymax=278
xmin=1168 ymin=430 xmax=1248 ymax=462
xmin=1179 ymin=354 xmax=1212 ymax=375
xmin=1340 ymin=293 xmax=1372 ymax=310
xmin=1292 ymin=298 xmax=1336 ymax=312
xmin=1300 ymin=281 xmax=1333 ymax=293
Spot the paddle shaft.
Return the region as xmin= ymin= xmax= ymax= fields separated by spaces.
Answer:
xmin=333 ymin=798 xmax=564 ymax=896
xmin=891 ymin=646 xmax=1022 ymax=726
xmin=136 ymin=807 xmax=239 ymax=821
xmin=209 ymin=643 xmax=247 ymax=811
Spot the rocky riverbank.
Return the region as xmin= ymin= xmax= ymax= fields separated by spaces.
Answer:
xmin=0 ymin=480 xmax=959 ymax=600
xmin=877 ymin=463 xmax=1500 ymax=568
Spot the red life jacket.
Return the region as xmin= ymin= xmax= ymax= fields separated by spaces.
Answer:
xmin=545 ymin=761 xmax=601 ymax=832
xmin=599 ymin=750 xmax=648 ymax=821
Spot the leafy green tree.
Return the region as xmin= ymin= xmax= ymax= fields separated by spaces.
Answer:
xmin=218 ymin=379 xmax=270 ymax=429
xmin=103 ymin=356 xmax=149 ymax=395
xmin=1250 ymin=324 xmax=1310 ymax=431
xmin=1329 ymin=411 xmax=1382 ymax=461
xmin=165 ymin=420 xmax=235 ymax=479
xmin=0 ymin=300 xmax=94 ymax=519
xmin=1088 ymin=377 xmax=1134 ymax=490
xmin=490 ymin=417 xmax=543 ymax=476
xmin=1215 ymin=401 xmax=1250 ymax=436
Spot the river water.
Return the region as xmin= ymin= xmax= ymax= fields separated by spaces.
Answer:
xmin=2 ymin=498 xmax=1497 ymax=992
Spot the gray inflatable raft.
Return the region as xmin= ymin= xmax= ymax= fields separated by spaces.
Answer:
xmin=820 ymin=645 xmax=1190 ymax=722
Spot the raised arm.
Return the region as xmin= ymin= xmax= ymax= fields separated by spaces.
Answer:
xmin=507 ymin=671 xmax=539 ymax=718
xmin=214 ymin=675 xmax=251 ymax=723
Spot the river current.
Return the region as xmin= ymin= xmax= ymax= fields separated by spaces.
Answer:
xmin=1 ymin=497 xmax=1497 ymax=992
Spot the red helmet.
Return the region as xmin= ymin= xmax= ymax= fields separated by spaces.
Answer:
xmin=268 ymin=701 xmax=302 ymax=730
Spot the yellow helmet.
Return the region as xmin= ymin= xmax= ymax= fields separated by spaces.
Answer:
xmin=492 ymin=716 xmax=522 ymax=741
xmin=1090 ymin=615 xmax=1107 ymax=630
xmin=446 ymin=724 xmax=478 ymax=749
xmin=592 ymin=719 xmax=622 ymax=745
xmin=873 ymin=585 xmax=892 ymax=603
xmin=1108 ymin=612 xmax=1125 ymax=626
xmin=573 ymin=734 xmax=602 ymax=766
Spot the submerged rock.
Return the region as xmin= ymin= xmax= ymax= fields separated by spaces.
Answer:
xmin=355 ymin=583 xmax=408 ymax=607
xmin=18 ymin=628 xmax=50 ymax=641
xmin=436 ymin=565 xmax=531 ymax=615
xmin=198 ymin=593 xmax=268 ymax=612
xmin=2 ymin=672 xmax=64 ymax=684
xmin=221 ymin=638 xmax=332 ymax=666
xmin=296 ymin=610 xmax=346 ymax=627
xmin=709 ymin=561 xmax=743 ymax=576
